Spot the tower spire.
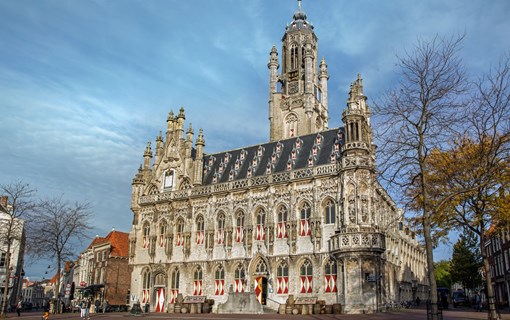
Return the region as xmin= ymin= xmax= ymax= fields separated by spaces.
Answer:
xmin=298 ymin=0 xmax=302 ymax=11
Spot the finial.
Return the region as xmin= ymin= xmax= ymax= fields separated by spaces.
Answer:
xmin=298 ymin=0 xmax=302 ymax=11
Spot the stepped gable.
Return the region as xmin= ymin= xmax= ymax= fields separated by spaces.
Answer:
xmin=202 ymin=127 xmax=344 ymax=185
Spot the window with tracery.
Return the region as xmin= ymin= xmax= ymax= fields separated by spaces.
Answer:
xmin=141 ymin=270 xmax=151 ymax=303
xmin=324 ymin=200 xmax=336 ymax=224
xmin=300 ymin=259 xmax=313 ymax=293
xmin=214 ymin=265 xmax=225 ymax=295
xmin=277 ymin=206 xmax=288 ymax=238
xmin=300 ymin=203 xmax=311 ymax=236
xmin=217 ymin=212 xmax=225 ymax=244
xmin=235 ymin=211 xmax=244 ymax=243
xmin=324 ymin=260 xmax=338 ymax=293
xmin=142 ymin=223 xmax=150 ymax=249
xmin=193 ymin=266 xmax=203 ymax=296
xmin=176 ymin=219 xmax=184 ymax=246
xmin=170 ymin=269 xmax=179 ymax=303
xmin=234 ymin=264 xmax=245 ymax=293
xmin=277 ymin=262 xmax=289 ymax=294
xmin=255 ymin=209 xmax=266 ymax=241
xmin=159 ymin=222 xmax=167 ymax=248
xmin=196 ymin=215 xmax=204 ymax=245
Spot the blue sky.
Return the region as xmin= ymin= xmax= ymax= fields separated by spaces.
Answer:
xmin=1 ymin=0 xmax=509 ymax=279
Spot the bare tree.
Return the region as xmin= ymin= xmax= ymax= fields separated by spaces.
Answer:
xmin=26 ymin=196 xmax=92 ymax=314
xmin=374 ymin=34 xmax=470 ymax=319
xmin=429 ymin=54 xmax=510 ymax=320
xmin=0 ymin=181 xmax=36 ymax=319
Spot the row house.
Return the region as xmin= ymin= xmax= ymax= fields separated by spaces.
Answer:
xmin=73 ymin=230 xmax=131 ymax=308
xmin=486 ymin=226 xmax=510 ymax=308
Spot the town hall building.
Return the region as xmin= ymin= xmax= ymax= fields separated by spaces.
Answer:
xmin=129 ymin=1 xmax=427 ymax=314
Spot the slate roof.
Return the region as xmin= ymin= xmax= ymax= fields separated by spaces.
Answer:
xmin=202 ymin=128 xmax=344 ymax=185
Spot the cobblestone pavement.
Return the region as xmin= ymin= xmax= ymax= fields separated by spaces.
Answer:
xmin=6 ymin=307 xmax=510 ymax=320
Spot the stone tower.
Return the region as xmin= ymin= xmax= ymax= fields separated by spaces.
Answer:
xmin=268 ymin=0 xmax=329 ymax=141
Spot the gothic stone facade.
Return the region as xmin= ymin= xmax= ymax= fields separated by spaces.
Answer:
xmin=129 ymin=3 xmax=427 ymax=314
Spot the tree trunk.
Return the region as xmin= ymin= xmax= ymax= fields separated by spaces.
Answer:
xmin=480 ymin=233 xmax=499 ymax=320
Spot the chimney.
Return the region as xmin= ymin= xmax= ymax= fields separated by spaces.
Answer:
xmin=1 ymin=195 xmax=7 ymax=208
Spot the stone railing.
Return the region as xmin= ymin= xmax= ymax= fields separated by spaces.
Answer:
xmin=139 ymin=163 xmax=338 ymax=204
xmin=329 ymin=231 xmax=385 ymax=254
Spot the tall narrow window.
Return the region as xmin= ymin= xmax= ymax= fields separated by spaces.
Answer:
xmin=142 ymin=223 xmax=150 ymax=249
xmin=214 ymin=265 xmax=225 ymax=295
xmin=277 ymin=206 xmax=288 ymax=239
xmin=236 ymin=211 xmax=245 ymax=243
xmin=196 ymin=216 xmax=204 ymax=245
xmin=324 ymin=200 xmax=336 ymax=224
xmin=142 ymin=270 xmax=151 ymax=304
xmin=256 ymin=209 xmax=266 ymax=241
xmin=164 ymin=170 xmax=174 ymax=189
xmin=324 ymin=260 xmax=338 ymax=293
xmin=193 ymin=266 xmax=203 ymax=296
xmin=277 ymin=262 xmax=289 ymax=294
xmin=176 ymin=219 xmax=184 ymax=246
xmin=170 ymin=269 xmax=179 ymax=303
xmin=217 ymin=212 xmax=225 ymax=245
xmin=300 ymin=259 xmax=313 ymax=293
xmin=159 ymin=222 xmax=167 ymax=248
xmin=234 ymin=265 xmax=245 ymax=293
xmin=300 ymin=203 xmax=311 ymax=236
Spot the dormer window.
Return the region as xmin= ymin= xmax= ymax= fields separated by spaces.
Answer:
xmin=266 ymin=163 xmax=272 ymax=174
xmin=296 ymin=138 xmax=302 ymax=149
xmin=330 ymin=153 xmax=337 ymax=163
xmin=235 ymin=159 xmax=240 ymax=170
xmin=208 ymin=156 xmax=215 ymax=166
xmin=213 ymin=172 xmax=218 ymax=184
xmin=308 ymin=155 xmax=314 ymax=167
xmin=253 ymin=157 xmax=258 ymax=167
xmin=315 ymin=134 xmax=323 ymax=145
xmin=164 ymin=170 xmax=175 ymax=189
xmin=257 ymin=146 xmax=264 ymax=157
xmin=287 ymin=159 xmax=292 ymax=171
xmin=229 ymin=170 xmax=234 ymax=181
xmin=271 ymin=152 xmax=278 ymax=164
xmin=240 ymin=150 xmax=246 ymax=161
xmin=291 ymin=149 xmax=297 ymax=160
xmin=218 ymin=163 xmax=223 ymax=174
xmin=224 ymin=153 xmax=231 ymax=163
xmin=247 ymin=166 xmax=252 ymax=178
xmin=276 ymin=141 xmax=283 ymax=153
xmin=312 ymin=146 xmax=318 ymax=156
xmin=334 ymin=142 xmax=340 ymax=152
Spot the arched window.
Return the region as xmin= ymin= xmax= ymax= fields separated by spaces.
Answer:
xmin=300 ymin=203 xmax=311 ymax=237
xmin=255 ymin=208 xmax=266 ymax=241
xmin=164 ymin=170 xmax=174 ymax=189
xmin=159 ymin=221 xmax=167 ymax=248
xmin=277 ymin=262 xmax=289 ymax=294
xmin=290 ymin=45 xmax=298 ymax=70
xmin=235 ymin=211 xmax=245 ymax=243
xmin=277 ymin=206 xmax=288 ymax=239
xmin=193 ymin=266 xmax=203 ymax=296
xmin=142 ymin=223 xmax=150 ymax=249
xmin=300 ymin=259 xmax=313 ymax=293
xmin=324 ymin=260 xmax=338 ymax=293
xmin=196 ymin=215 xmax=204 ymax=245
xmin=170 ymin=269 xmax=179 ymax=303
xmin=324 ymin=200 xmax=336 ymax=224
xmin=285 ymin=113 xmax=298 ymax=139
xmin=142 ymin=270 xmax=151 ymax=303
xmin=234 ymin=264 xmax=245 ymax=293
xmin=176 ymin=218 xmax=184 ymax=246
xmin=217 ymin=212 xmax=225 ymax=245
xmin=214 ymin=265 xmax=225 ymax=295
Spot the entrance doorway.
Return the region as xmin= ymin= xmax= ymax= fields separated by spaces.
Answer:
xmin=254 ymin=276 xmax=268 ymax=305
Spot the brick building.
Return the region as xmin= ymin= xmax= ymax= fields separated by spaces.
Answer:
xmin=73 ymin=230 xmax=130 ymax=308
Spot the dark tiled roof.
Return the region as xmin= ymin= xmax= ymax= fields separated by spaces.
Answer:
xmin=202 ymin=128 xmax=344 ymax=185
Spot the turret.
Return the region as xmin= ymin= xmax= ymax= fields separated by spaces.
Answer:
xmin=143 ymin=141 xmax=152 ymax=171
xmin=154 ymin=131 xmax=163 ymax=166
xmin=194 ymin=128 xmax=206 ymax=186
xmin=319 ymin=57 xmax=329 ymax=115
xmin=166 ymin=111 xmax=175 ymax=143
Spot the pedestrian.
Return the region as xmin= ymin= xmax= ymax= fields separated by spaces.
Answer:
xmin=16 ymin=298 xmax=22 ymax=317
xmin=80 ymin=300 xmax=88 ymax=319
xmin=43 ymin=303 xmax=50 ymax=320
xmin=102 ymin=299 xmax=108 ymax=313
xmin=475 ymin=292 xmax=482 ymax=312
xmin=416 ymin=296 xmax=420 ymax=307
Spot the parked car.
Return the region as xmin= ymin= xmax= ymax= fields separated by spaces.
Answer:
xmin=453 ymin=291 xmax=466 ymax=307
